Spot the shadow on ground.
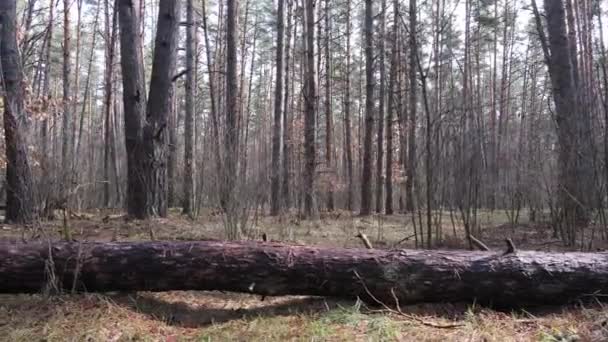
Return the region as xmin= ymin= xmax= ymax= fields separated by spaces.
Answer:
xmin=110 ymin=292 xmax=347 ymax=328
xmin=110 ymin=291 xmax=479 ymax=328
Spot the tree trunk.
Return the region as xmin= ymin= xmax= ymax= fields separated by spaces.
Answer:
xmin=40 ymin=0 xmax=55 ymax=218
xmin=75 ymin=1 xmax=101 ymax=185
xmin=3 ymin=240 xmax=608 ymax=307
xmin=111 ymin=92 xmax=122 ymax=206
xmin=405 ymin=0 xmax=417 ymax=213
xmin=282 ymin=0 xmax=294 ymax=211
xmin=398 ymin=29 xmax=407 ymax=213
xmin=118 ymin=0 xmax=149 ymax=219
xmin=167 ymin=86 xmax=177 ymax=209
xmin=0 ymin=0 xmax=37 ymax=223
xmin=324 ymin=0 xmax=334 ymax=212
xmin=201 ymin=0 xmax=222 ymax=181
xmin=240 ymin=20 xmax=259 ymax=185
xmin=598 ymin=2 xmax=608 ymax=206
xmin=103 ymin=0 xmax=117 ymax=208
xmin=360 ymin=0 xmax=374 ymax=216
xmin=71 ymin=0 xmax=83 ymax=164
xmin=496 ymin=0 xmax=512 ymax=212
xmin=303 ymin=0 xmax=317 ymax=218
xmin=385 ymin=0 xmax=398 ymax=215
xmin=144 ymin=0 xmax=180 ymax=218
xmin=375 ymin=0 xmax=387 ymax=214
xmin=183 ymin=0 xmax=196 ymax=217
xmin=237 ymin=0 xmax=251 ymax=166
xmin=61 ymin=0 xmax=72 ymax=201
xmin=223 ymin=0 xmax=240 ymax=235
xmin=344 ymin=0 xmax=353 ymax=212
xmin=542 ymin=0 xmax=590 ymax=238
xmin=489 ymin=0 xmax=498 ymax=210
xmin=270 ymin=0 xmax=285 ymax=216
xmin=118 ymin=0 xmax=180 ymax=219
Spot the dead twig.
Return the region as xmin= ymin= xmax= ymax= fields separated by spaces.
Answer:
xmin=470 ymin=234 xmax=490 ymax=251
xmin=356 ymin=232 xmax=373 ymax=249
xmin=395 ymin=234 xmax=416 ymax=246
xmin=43 ymin=240 xmax=60 ymax=296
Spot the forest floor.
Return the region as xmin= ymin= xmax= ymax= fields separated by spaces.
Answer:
xmin=1 ymin=208 xmax=607 ymax=341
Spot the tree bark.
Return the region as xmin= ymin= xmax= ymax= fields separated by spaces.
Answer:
xmin=200 ymin=0 xmax=222 ymax=181
xmin=598 ymin=1 xmax=608 ymax=207
xmin=375 ymin=0 xmax=387 ymax=214
xmin=71 ymin=0 xmax=83 ymax=164
xmin=103 ymin=0 xmax=117 ymax=208
xmin=405 ymin=0 xmax=417 ymax=213
xmin=144 ymin=0 xmax=181 ymax=218
xmin=61 ymin=0 xmax=72 ymax=200
xmin=344 ymin=0 xmax=353 ymax=212
xmin=270 ymin=0 xmax=285 ymax=216
xmin=222 ymin=0 xmax=240 ymax=236
xmin=2 ymin=240 xmax=608 ymax=307
xmin=40 ymin=0 xmax=55 ymax=218
xmin=167 ymin=84 xmax=177 ymax=209
xmin=488 ymin=0 xmax=498 ymax=210
xmin=281 ymin=1 xmax=294 ymax=211
xmin=303 ymin=0 xmax=317 ymax=218
xmin=360 ymin=0 xmax=375 ymax=216
xmin=542 ymin=0 xmax=590 ymax=239
xmin=324 ymin=0 xmax=334 ymax=212
xmin=183 ymin=0 xmax=196 ymax=217
xmin=0 ymin=0 xmax=37 ymax=223
xmin=240 ymin=19 xmax=259 ymax=185
xmin=118 ymin=0 xmax=149 ymax=219
xmin=385 ymin=0 xmax=398 ymax=215
xmin=75 ymin=1 xmax=101 ymax=189
xmin=118 ymin=0 xmax=180 ymax=219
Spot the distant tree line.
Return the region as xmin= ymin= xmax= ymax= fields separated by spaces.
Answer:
xmin=0 ymin=0 xmax=606 ymax=247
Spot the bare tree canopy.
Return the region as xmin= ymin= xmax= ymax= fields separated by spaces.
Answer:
xmin=2 ymin=0 xmax=608 ymax=246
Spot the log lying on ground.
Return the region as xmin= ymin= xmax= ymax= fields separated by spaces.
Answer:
xmin=1 ymin=240 xmax=608 ymax=306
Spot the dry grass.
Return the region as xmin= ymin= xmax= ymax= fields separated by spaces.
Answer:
xmin=2 ymin=292 xmax=607 ymax=341
xmin=1 ymin=209 xmax=608 ymax=341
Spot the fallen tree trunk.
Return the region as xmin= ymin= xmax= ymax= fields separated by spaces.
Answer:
xmin=1 ymin=240 xmax=608 ymax=306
